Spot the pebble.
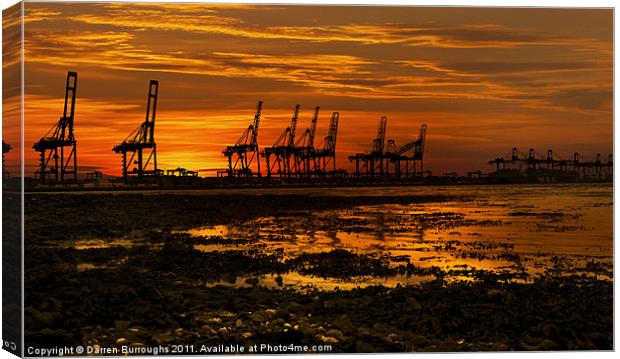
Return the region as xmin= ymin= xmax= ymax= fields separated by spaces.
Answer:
xmin=411 ymin=334 xmax=429 ymax=347
xmin=321 ymin=336 xmax=339 ymax=344
xmin=115 ymin=338 xmax=127 ymax=345
xmin=386 ymin=333 xmax=399 ymax=344
xmin=251 ymin=311 xmax=271 ymax=322
xmin=355 ymin=340 xmax=376 ymax=352
xmin=537 ymin=339 xmax=558 ymax=350
xmin=332 ymin=315 xmax=354 ymax=333
xmin=406 ymin=297 xmax=422 ymax=311
xmin=207 ymin=317 xmax=222 ymax=325
xmin=326 ymin=329 xmax=344 ymax=340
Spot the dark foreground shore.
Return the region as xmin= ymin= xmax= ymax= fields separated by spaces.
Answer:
xmin=23 ymin=192 xmax=613 ymax=352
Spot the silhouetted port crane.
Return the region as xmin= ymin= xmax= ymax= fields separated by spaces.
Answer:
xmin=2 ymin=141 xmax=11 ymax=179
xmin=312 ymin=111 xmax=340 ymax=175
xmin=349 ymin=116 xmax=389 ymax=177
xmin=293 ymin=106 xmax=319 ymax=177
xmin=585 ymin=153 xmax=613 ymax=178
xmin=387 ymin=124 xmax=427 ymax=177
xmin=263 ymin=104 xmax=300 ymax=178
xmin=33 ymin=71 xmax=78 ymax=184
xmin=488 ymin=147 xmax=612 ymax=180
xmin=113 ymin=80 xmax=159 ymax=181
xmin=222 ymin=101 xmax=263 ymax=178
xmin=489 ymin=147 xmax=539 ymax=172
xmin=166 ymin=167 xmax=198 ymax=177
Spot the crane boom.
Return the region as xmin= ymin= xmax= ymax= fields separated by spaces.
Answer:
xmin=288 ymin=104 xmax=300 ymax=147
xmin=250 ymin=100 xmax=263 ymax=146
xmin=372 ymin=116 xmax=387 ymax=154
xmin=308 ymin=106 xmax=319 ymax=147
xmin=145 ymin=80 xmax=158 ymax=144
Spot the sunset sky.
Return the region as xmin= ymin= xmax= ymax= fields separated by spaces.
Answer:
xmin=3 ymin=2 xmax=613 ymax=177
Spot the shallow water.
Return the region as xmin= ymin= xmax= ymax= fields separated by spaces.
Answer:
xmin=204 ymin=271 xmax=435 ymax=292
xmin=183 ymin=184 xmax=613 ymax=284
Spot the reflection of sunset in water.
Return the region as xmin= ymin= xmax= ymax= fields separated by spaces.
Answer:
xmin=184 ymin=183 xmax=612 ymax=285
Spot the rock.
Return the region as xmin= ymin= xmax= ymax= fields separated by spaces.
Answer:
xmin=251 ymin=310 xmax=272 ymax=322
xmin=272 ymin=318 xmax=285 ymax=327
xmin=326 ymin=329 xmax=344 ymax=340
xmin=41 ymin=298 xmax=62 ymax=311
xmin=356 ymin=327 xmax=371 ymax=337
xmin=115 ymin=338 xmax=127 ymax=345
xmin=487 ymin=289 xmax=505 ymax=297
xmin=320 ymin=336 xmax=339 ymax=344
xmin=491 ymin=343 xmax=510 ymax=351
xmin=406 ymin=297 xmax=422 ymax=311
xmin=235 ymin=319 xmax=244 ymax=328
xmin=541 ymin=323 xmax=559 ymax=338
xmin=355 ymin=340 xmax=376 ymax=352
xmin=215 ymin=310 xmax=236 ymax=319
xmin=386 ymin=333 xmax=399 ymax=344
xmin=275 ymin=309 xmax=289 ymax=319
xmin=520 ymin=338 xmax=558 ymax=351
xmin=242 ymin=332 xmax=252 ymax=338
xmin=373 ymin=322 xmax=389 ymax=332
xmin=537 ymin=339 xmax=558 ymax=351
xmin=207 ymin=317 xmax=222 ymax=325
xmin=435 ymin=339 xmax=458 ymax=352
xmin=221 ymin=273 xmax=237 ymax=284
xmin=285 ymin=302 xmax=306 ymax=314
xmin=587 ymin=331 xmax=608 ymax=348
xmin=151 ymin=332 xmax=174 ymax=345
xmin=297 ymin=323 xmax=316 ymax=337
xmin=25 ymin=308 xmax=62 ymax=329
xmin=410 ymin=335 xmax=429 ymax=347
xmin=217 ymin=327 xmax=228 ymax=335
xmin=245 ymin=277 xmax=259 ymax=286
xmin=332 ymin=315 xmax=354 ymax=333
xmin=114 ymin=320 xmax=131 ymax=330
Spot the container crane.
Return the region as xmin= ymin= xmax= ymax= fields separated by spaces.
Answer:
xmin=33 ymin=71 xmax=78 ymax=184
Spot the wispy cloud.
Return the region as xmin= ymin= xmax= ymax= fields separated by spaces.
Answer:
xmin=24 ymin=26 xmax=612 ymax=112
xmin=35 ymin=3 xmax=608 ymax=52
xmin=19 ymin=3 xmax=612 ymax=175
xmin=23 ymin=8 xmax=61 ymax=23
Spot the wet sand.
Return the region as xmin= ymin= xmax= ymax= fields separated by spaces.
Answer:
xmin=24 ymin=184 xmax=613 ymax=352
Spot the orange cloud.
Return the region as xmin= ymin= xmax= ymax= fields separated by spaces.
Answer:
xmin=17 ymin=3 xmax=612 ymax=176
xmin=48 ymin=3 xmax=609 ymax=52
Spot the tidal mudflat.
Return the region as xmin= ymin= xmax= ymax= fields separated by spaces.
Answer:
xmin=24 ymin=184 xmax=613 ymax=352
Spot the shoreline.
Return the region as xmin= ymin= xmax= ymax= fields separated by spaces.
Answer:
xmin=21 ymin=185 xmax=613 ymax=352
xmin=15 ymin=179 xmax=614 ymax=195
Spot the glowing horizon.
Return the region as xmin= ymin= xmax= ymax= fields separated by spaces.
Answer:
xmin=2 ymin=3 xmax=613 ymax=177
